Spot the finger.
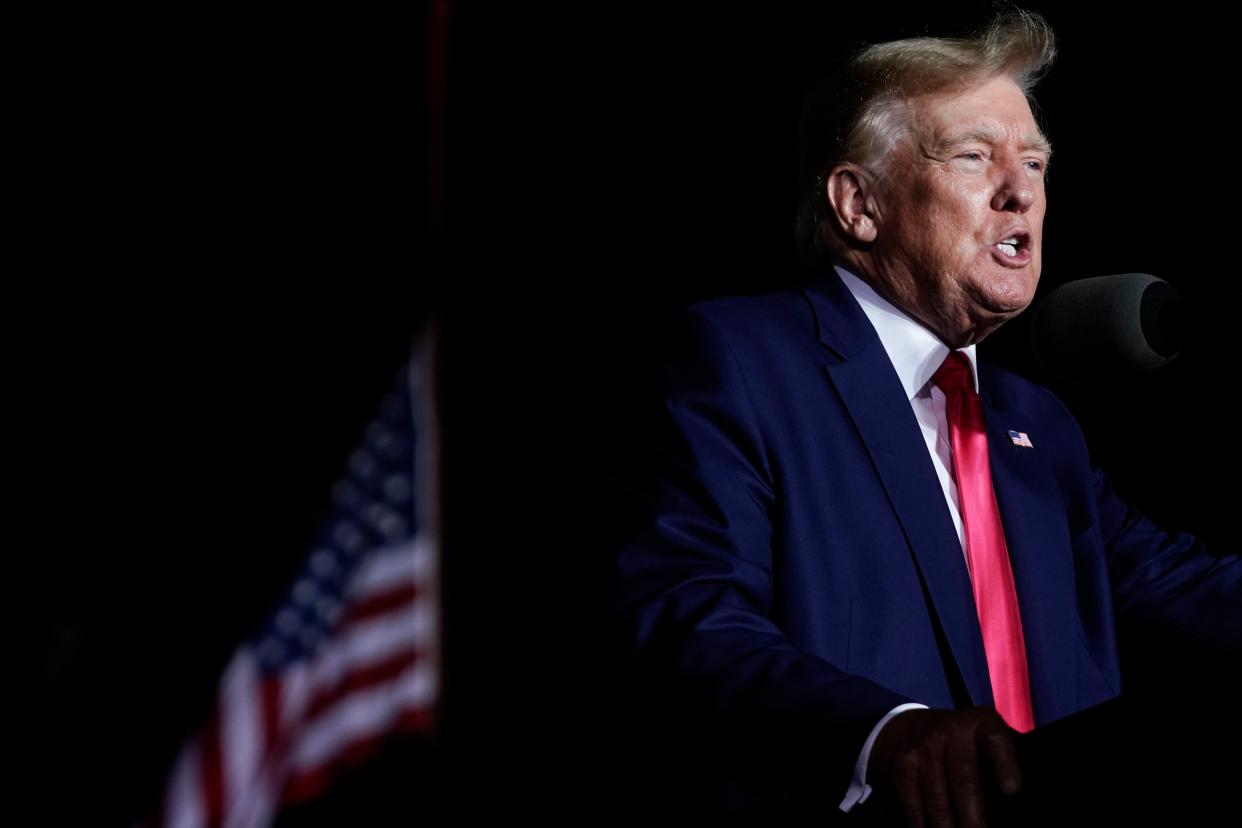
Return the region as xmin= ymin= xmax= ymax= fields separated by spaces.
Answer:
xmin=945 ymin=727 xmax=986 ymax=828
xmin=918 ymin=753 xmax=955 ymax=828
xmin=893 ymin=753 xmax=926 ymax=828
xmin=979 ymin=719 xmax=1023 ymax=796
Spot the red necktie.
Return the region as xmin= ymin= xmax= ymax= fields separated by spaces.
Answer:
xmin=933 ymin=352 xmax=1035 ymax=733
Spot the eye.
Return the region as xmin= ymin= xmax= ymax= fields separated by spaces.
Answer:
xmin=1024 ymin=159 xmax=1045 ymax=172
xmin=959 ymin=151 xmax=985 ymax=161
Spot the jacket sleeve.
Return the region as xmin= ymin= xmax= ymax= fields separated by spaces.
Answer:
xmin=1050 ymin=392 xmax=1241 ymax=694
xmin=609 ymin=308 xmax=916 ymax=813
xmin=1094 ymin=466 xmax=1241 ymax=657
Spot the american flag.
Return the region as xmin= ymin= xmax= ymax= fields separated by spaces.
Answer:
xmin=1007 ymin=429 xmax=1034 ymax=449
xmin=144 ymin=334 xmax=440 ymax=828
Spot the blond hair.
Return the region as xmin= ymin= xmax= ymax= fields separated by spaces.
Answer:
xmin=795 ymin=9 xmax=1056 ymax=264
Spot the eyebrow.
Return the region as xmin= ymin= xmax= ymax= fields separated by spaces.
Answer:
xmin=936 ymin=127 xmax=1053 ymax=158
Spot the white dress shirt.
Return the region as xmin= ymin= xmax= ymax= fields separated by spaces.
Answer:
xmin=831 ymin=263 xmax=979 ymax=812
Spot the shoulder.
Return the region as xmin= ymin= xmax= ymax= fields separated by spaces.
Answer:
xmin=979 ymin=361 xmax=1091 ymax=457
xmin=685 ymin=289 xmax=810 ymax=329
xmin=979 ymin=362 xmax=1072 ymax=416
xmin=650 ymin=289 xmax=824 ymax=423
xmin=672 ymin=288 xmax=818 ymax=359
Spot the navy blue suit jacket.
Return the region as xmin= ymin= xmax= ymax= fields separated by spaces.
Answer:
xmin=612 ymin=265 xmax=1239 ymax=811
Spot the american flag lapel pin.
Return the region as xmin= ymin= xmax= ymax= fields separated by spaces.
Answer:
xmin=1007 ymin=429 xmax=1034 ymax=448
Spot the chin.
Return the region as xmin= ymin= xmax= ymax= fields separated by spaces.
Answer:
xmin=971 ymin=303 xmax=1031 ymax=333
xmin=984 ymin=295 xmax=1034 ymax=315
xmin=979 ymin=275 xmax=1038 ymax=315
xmin=965 ymin=294 xmax=1033 ymax=342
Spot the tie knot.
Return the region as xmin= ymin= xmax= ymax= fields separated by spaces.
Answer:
xmin=932 ymin=351 xmax=974 ymax=394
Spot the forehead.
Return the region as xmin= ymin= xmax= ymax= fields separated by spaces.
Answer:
xmin=912 ymin=75 xmax=1042 ymax=145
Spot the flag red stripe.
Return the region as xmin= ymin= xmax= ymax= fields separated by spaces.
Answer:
xmin=342 ymin=582 xmax=420 ymax=625
xmin=280 ymin=708 xmax=435 ymax=805
xmin=262 ymin=676 xmax=284 ymax=752
xmin=198 ymin=713 xmax=227 ymax=823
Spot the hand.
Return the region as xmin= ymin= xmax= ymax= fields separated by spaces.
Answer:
xmin=867 ymin=706 xmax=1022 ymax=828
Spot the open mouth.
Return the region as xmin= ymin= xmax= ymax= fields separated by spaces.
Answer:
xmin=993 ymin=229 xmax=1031 ymax=258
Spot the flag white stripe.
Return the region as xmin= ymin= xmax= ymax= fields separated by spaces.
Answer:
xmin=164 ymin=743 xmax=205 ymax=828
xmin=306 ymin=602 xmax=434 ymax=692
xmin=221 ymin=653 xmax=262 ymax=827
xmin=410 ymin=533 xmax=437 ymax=582
xmin=349 ymin=539 xmax=423 ymax=599
xmin=223 ymin=761 xmax=276 ymax=828
xmin=235 ymin=782 xmax=277 ymax=828
xmin=286 ymin=661 xmax=438 ymax=772
xmin=279 ymin=661 xmax=311 ymax=731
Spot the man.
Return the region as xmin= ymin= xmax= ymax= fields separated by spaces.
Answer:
xmin=610 ymin=9 xmax=1239 ymax=826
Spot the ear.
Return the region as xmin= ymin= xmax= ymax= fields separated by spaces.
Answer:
xmin=825 ymin=164 xmax=881 ymax=244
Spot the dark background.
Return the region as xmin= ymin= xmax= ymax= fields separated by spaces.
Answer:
xmin=23 ymin=2 xmax=1237 ymax=823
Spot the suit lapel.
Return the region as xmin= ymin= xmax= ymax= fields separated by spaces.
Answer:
xmin=801 ymin=267 xmax=995 ymax=708
xmin=979 ymin=381 xmax=1079 ymax=724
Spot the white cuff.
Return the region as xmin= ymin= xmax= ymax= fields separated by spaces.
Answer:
xmin=838 ymin=703 xmax=929 ymax=812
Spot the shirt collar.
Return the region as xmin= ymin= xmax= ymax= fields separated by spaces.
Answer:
xmin=833 ymin=263 xmax=980 ymax=400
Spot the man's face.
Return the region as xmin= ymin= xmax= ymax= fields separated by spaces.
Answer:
xmin=869 ymin=74 xmax=1049 ymax=347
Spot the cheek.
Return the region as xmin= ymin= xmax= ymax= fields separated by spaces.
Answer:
xmin=935 ymin=193 xmax=988 ymax=242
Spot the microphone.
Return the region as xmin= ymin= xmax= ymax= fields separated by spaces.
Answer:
xmin=1030 ymin=273 xmax=1185 ymax=382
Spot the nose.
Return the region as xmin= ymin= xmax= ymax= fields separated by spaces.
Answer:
xmin=991 ymin=158 xmax=1037 ymax=213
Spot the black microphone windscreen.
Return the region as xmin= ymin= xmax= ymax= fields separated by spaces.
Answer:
xmin=1030 ymin=274 xmax=1183 ymax=382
